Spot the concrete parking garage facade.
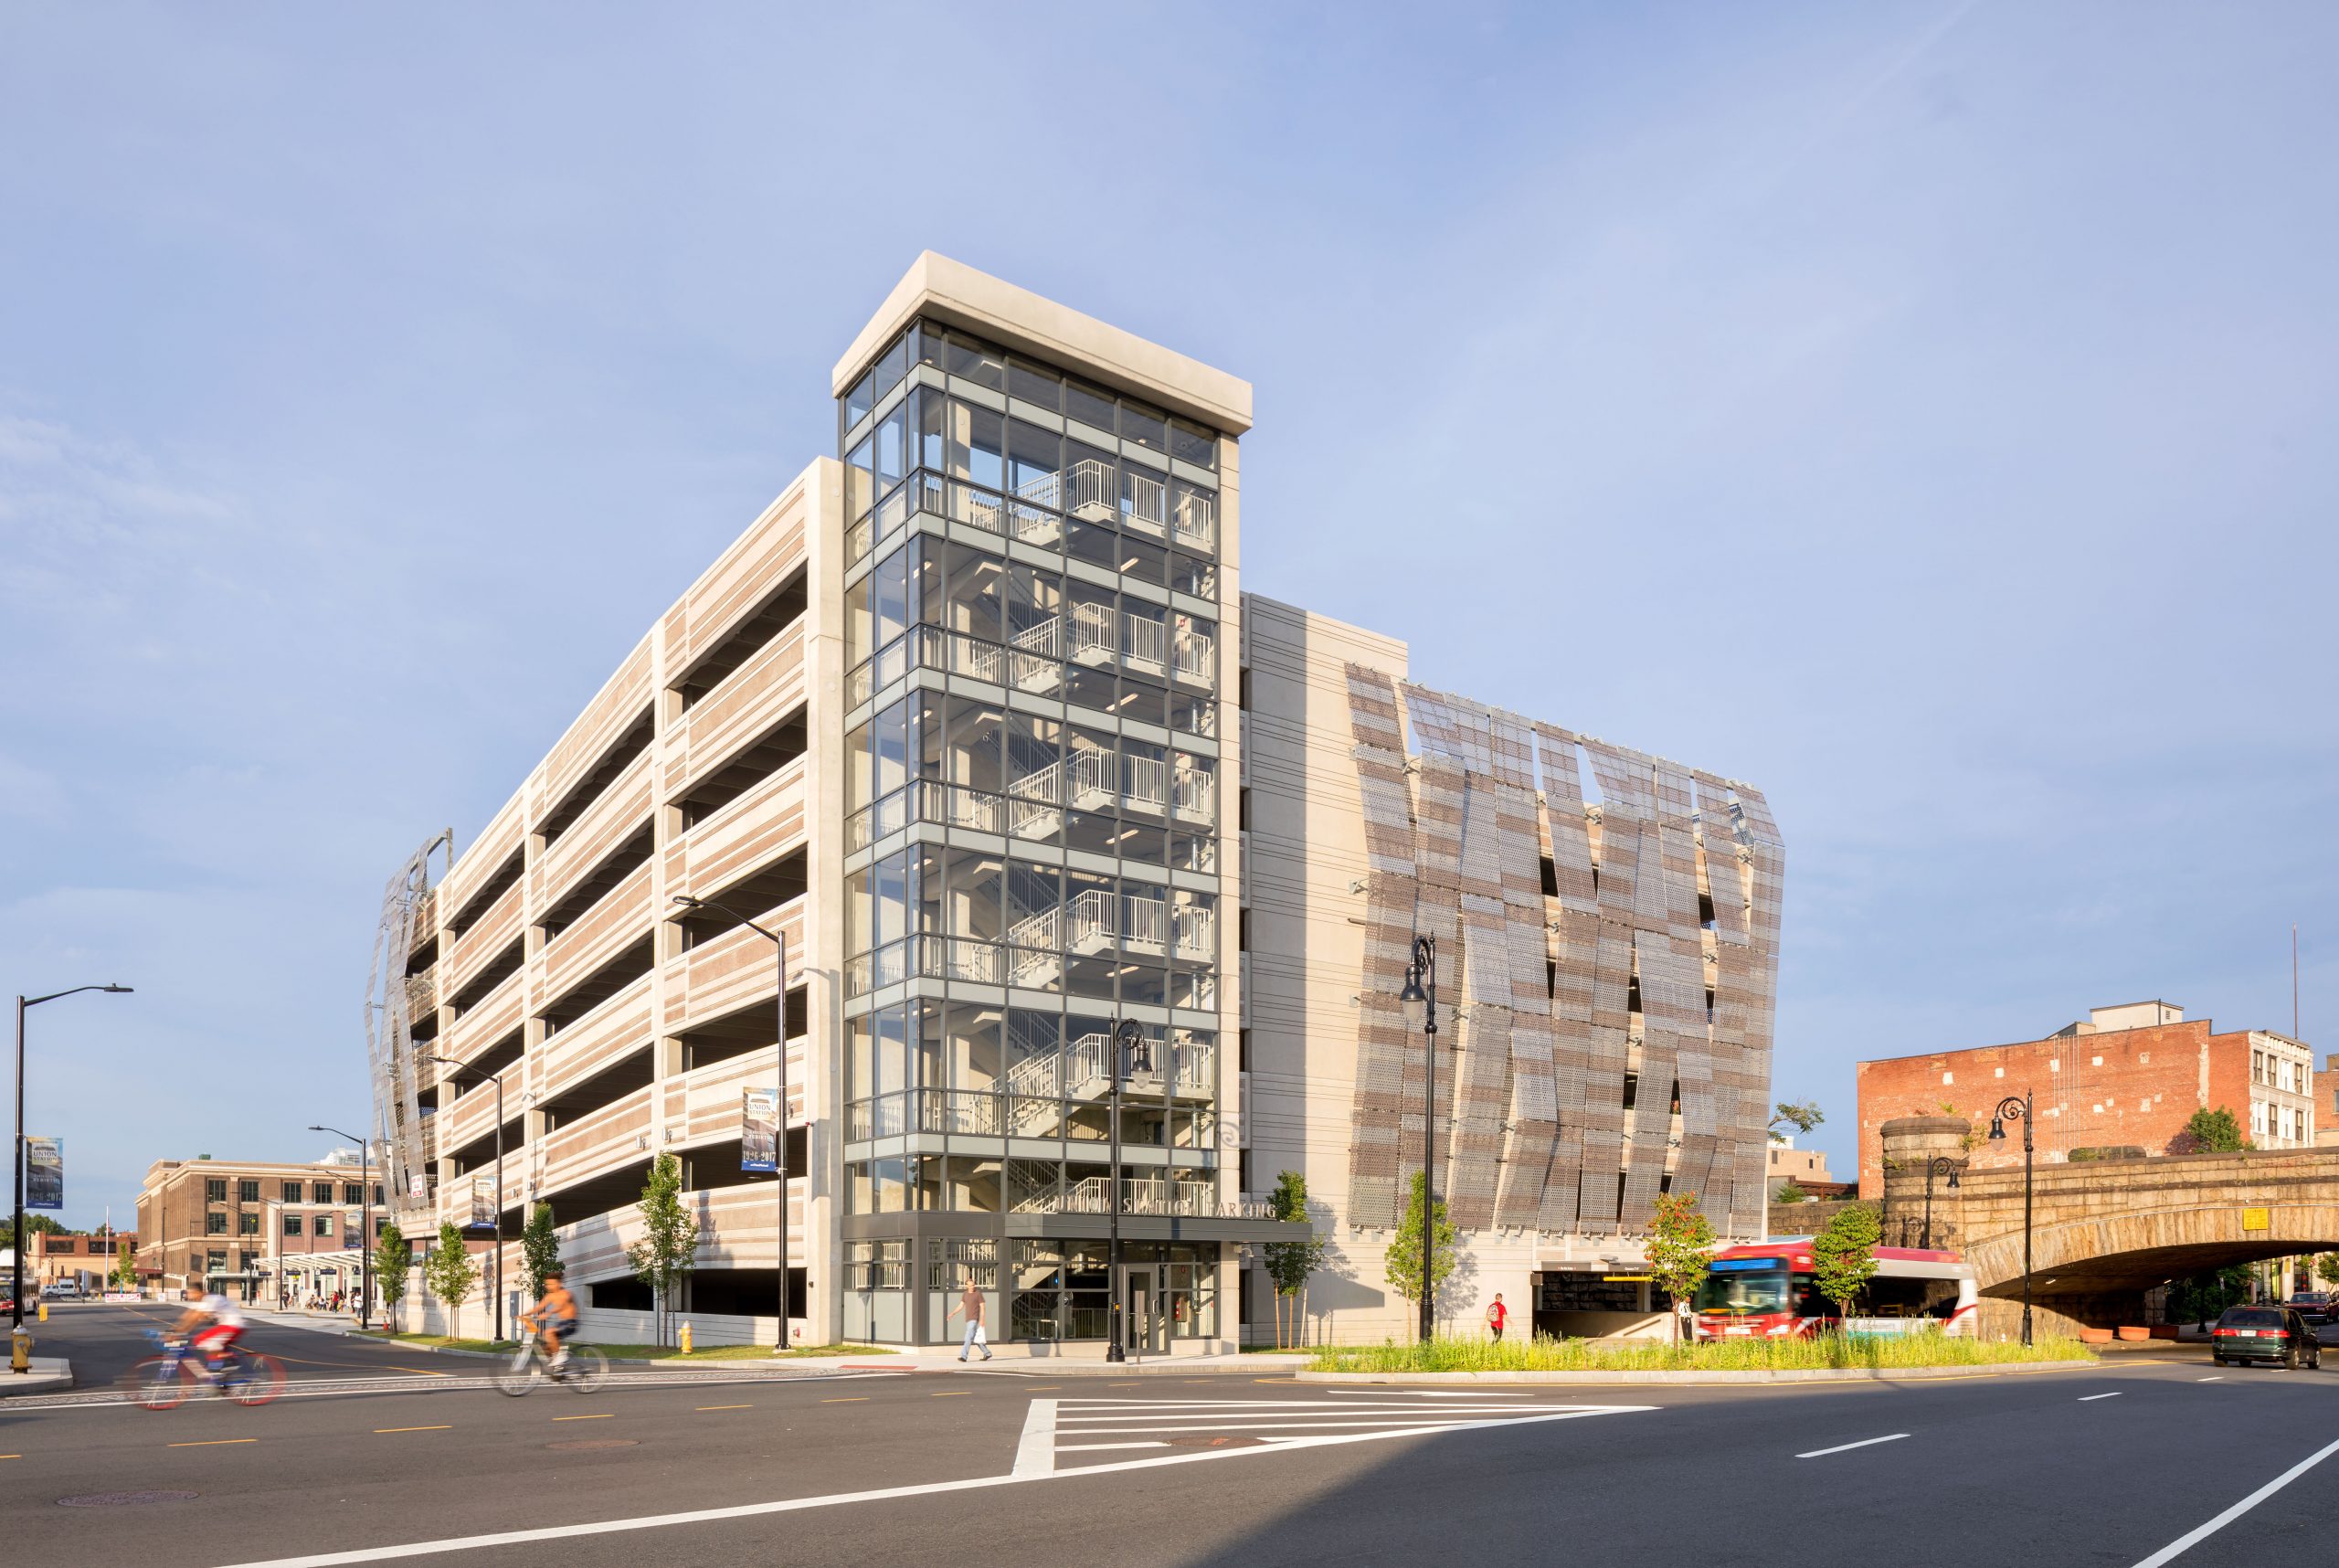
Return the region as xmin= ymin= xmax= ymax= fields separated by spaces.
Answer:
xmin=369 ymin=254 xmax=1784 ymax=1351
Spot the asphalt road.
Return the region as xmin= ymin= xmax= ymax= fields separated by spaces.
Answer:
xmin=5 ymin=1306 xmax=2336 ymax=1568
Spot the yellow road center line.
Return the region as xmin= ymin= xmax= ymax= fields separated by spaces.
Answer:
xmin=169 ymin=1438 xmax=257 ymax=1448
xmin=552 ymin=1414 xmax=613 ymax=1422
xmin=696 ymin=1404 xmax=752 ymax=1412
xmin=821 ymin=1397 xmax=869 ymax=1404
xmin=0 ymin=1454 xmax=19 ymax=1460
xmin=1030 ymin=1385 xmax=1062 ymax=1391
xmin=930 ymin=1390 xmax=971 ymax=1397
xmin=375 ymin=1425 xmax=452 ymax=1434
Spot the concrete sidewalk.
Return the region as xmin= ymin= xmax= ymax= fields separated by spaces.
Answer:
xmin=0 ymin=1356 xmax=76 ymax=1397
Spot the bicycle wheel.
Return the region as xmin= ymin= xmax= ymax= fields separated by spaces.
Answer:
xmin=226 ymin=1351 xmax=287 ymax=1407
xmin=561 ymin=1346 xmax=608 ymax=1393
xmin=120 ymin=1355 xmax=195 ymax=1411
xmin=493 ymin=1346 xmax=541 ymax=1396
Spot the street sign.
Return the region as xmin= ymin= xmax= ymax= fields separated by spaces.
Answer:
xmin=2242 ymin=1206 xmax=2270 ymax=1232
xmin=25 ymin=1137 xmax=64 ymax=1211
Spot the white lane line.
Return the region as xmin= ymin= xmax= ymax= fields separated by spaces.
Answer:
xmin=2128 ymin=1432 xmax=2339 ymax=1568
xmin=1011 ymin=1399 xmax=1057 ymax=1478
xmin=1797 ymin=1434 xmax=1910 ymax=1459
xmin=1062 ymin=1417 xmax=1572 ymax=1434
xmin=2079 ymin=1393 xmax=2122 ymax=1402
xmin=2197 ymin=1376 xmax=2223 ymax=1383
xmin=1058 ymin=1442 xmax=1169 ymax=1452
xmin=206 ymin=1404 xmax=1656 ymax=1568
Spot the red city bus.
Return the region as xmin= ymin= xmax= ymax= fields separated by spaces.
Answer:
xmin=1691 ymin=1240 xmax=1981 ymax=1340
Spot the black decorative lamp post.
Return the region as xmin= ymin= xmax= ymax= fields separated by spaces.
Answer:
xmin=1397 ymin=936 xmax=1438 ymax=1343
xmin=309 ymin=1124 xmax=375 ymax=1328
xmin=1988 ymin=1092 xmax=2035 ymax=1346
xmin=14 ymin=984 xmax=132 ymax=1352
xmin=1920 ymin=1155 xmax=1959 ymax=1251
xmin=1106 ymin=1017 xmax=1150 ymax=1363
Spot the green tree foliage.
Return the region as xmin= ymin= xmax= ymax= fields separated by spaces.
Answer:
xmin=2177 ymin=1107 xmax=2249 ymax=1154
xmin=1773 ymin=1181 xmax=1807 ymax=1205
xmin=1768 ymin=1099 xmax=1825 ymax=1141
xmin=1261 ymin=1171 xmax=1329 ymax=1349
xmin=2318 ymin=1254 xmax=2339 ymax=1288
xmin=2168 ymin=1265 xmax=2252 ymax=1326
xmin=1811 ymin=1204 xmax=1882 ymax=1319
xmin=111 ymin=1239 xmax=138 ymax=1289
xmin=374 ymin=1223 xmax=413 ymax=1331
xmin=1646 ymin=1192 xmax=1719 ymax=1344
xmin=423 ymin=1221 xmax=478 ymax=1341
xmin=1383 ymin=1171 xmax=1457 ymax=1336
xmin=626 ymin=1152 xmax=701 ymax=1348
xmin=520 ymin=1202 xmax=564 ymax=1303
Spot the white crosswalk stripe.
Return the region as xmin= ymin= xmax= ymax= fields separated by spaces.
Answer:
xmin=1016 ymin=1395 xmax=1655 ymax=1474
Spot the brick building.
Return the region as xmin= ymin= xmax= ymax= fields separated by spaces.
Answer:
xmin=137 ymin=1154 xmax=383 ymax=1300
xmin=24 ymin=1227 xmax=144 ymax=1292
xmin=1856 ymin=1001 xmax=2316 ymax=1198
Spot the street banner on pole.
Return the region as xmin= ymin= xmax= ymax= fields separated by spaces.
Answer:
xmin=742 ymin=1087 xmax=778 ymax=1171
xmin=26 ymin=1136 xmax=64 ymax=1210
xmin=469 ymin=1179 xmax=493 ymax=1229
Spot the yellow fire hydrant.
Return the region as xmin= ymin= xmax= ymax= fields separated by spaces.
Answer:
xmin=10 ymin=1325 xmax=31 ymax=1372
xmin=679 ymin=1320 xmax=693 ymax=1355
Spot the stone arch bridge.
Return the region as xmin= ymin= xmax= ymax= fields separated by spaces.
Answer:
xmin=1878 ymin=1116 xmax=2339 ymax=1338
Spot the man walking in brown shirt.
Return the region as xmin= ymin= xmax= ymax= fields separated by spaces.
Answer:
xmin=950 ymin=1278 xmax=992 ymax=1361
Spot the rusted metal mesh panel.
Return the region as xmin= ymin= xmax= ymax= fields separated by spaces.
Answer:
xmin=1535 ymin=726 xmax=1600 ymax=912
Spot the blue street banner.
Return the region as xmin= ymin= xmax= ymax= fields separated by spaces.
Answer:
xmin=26 ymin=1136 xmax=64 ymax=1210
xmin=742 ymin=1087 xmax=778 ymax=1172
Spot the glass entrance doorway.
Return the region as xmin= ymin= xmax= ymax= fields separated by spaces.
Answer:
xmin=1120 ymin=1266 xmax=1165 ymax=1356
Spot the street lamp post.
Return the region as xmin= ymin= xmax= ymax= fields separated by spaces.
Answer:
xmin=13 ymin=984 xmax=133 ymax=1356
xmin=428 ymin=1057 xmax=506 ymax=1342
xmin=1396 ymin=936 xmax=1438 ymax=1343
xmin=1988 ymin=1092 xmax=2035 ymax=1346
xmin=310 ymin=1124 xmax=374 ymax=1329
xmin=671 ymin=895 xmax=791 ymax=1343
xmin=1920 ymin=1155 xmax=1959 ymax=1251
xmin=1106 ymin=1018 xmax=1150 ymax=1364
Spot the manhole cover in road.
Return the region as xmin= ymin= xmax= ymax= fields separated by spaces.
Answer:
xmin=1163 ymin=1435 xmax=1265 ymax=1449
xmin=58 ymin=1491 xmax=200 ymax=1509
xmin=546 ymin=1439 xmax=640 ymax=1451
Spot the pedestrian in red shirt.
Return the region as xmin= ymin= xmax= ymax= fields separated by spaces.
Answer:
xmin=1487 ymin=1294 xmax=1508 ymax=1342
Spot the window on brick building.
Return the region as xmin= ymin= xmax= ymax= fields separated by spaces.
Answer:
xmin=206 ymin=1212 xmax=227 ymax=1234
xmin=238 ymin=1180 xmax=260 ymax=1203
xmin=284 ymin=1213 xmax=302 ymax=1237
xmin=238 ymin=1212 xmax=259 ymax=1235
xmin=206 ymin=1178 xmax=227 ymax=1202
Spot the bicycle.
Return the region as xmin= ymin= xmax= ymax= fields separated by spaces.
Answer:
xmin=495 ymin=1319 xmax=607 ymax=1395
xmin=121 ymin=1330 xmax=287 ymax=1410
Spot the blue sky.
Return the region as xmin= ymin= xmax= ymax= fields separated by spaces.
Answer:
xmin=4 ymin=3 xmax=2334 ymax=1228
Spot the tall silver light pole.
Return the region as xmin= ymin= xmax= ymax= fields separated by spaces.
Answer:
xmin=429 ymin=1057 xmax=505 ymax=1341
xmin=310 ymin=1125 xmax=374 ymax=1328
xmin=1397 ymin=937 xmax=1438 ymax=1343
xmin=13 ymin=984 xmax=132 ymax=1355
xmin=672 ymin=896 xmax=790 ymax=1340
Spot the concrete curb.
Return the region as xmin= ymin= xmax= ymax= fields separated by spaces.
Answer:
xmin=1297 ymin=1359 xmax=2101 ymax=1385
xmin=347 ymin=1334 xmax=916 ymax=1372
xmin=0 ymin=1356 xmax=76 ymax=1397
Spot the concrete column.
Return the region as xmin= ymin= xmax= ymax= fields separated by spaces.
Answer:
xmin=1879 ymin=1116 xmax=1972 ymax=1250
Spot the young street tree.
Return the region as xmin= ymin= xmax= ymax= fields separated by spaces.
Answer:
xmin=627 ymin=1152 xmax=701 ymax=1348
xmin=2317 ymin=1253 xmax=2339 ymax=1289
xmin=1645 ymin=1192 xmax=1718 ymax=1345
xmin=1382 ymin=1171 xmax=1457 ymax=1338
xmin=521 ymin=1202 xmax=564 ymax=1303
xmin=111 ymin=1239 xmax=138 ymax=1290
xmin=375 ymin=1223 xmax=414 ymax=1332
xmin=1260 ymin=1170 xmax=1328 ymax=1350
xmin=2178 ymin=1106 xmax=2249 ymax=1154
xmin=1810 ymin=1204 xmax=1882 ymax=1322
xmin=424 ymin=1221 xmax=478 ymax=1341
